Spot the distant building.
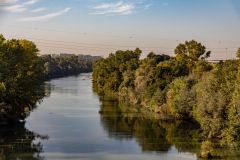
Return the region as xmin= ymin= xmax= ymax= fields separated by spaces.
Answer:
xmin=207 ymin=60 xmax=226 ymax=63
xmin=51 ymin=54 xmax=59 ymax=58
xmin=42 ymin=53 xmax=101 ymax=61
xmin=77 ymin=54 xmax=86 ymax=61
xmin=77 ymin=54 xmax=101 ymax=61
xmin=60 ymin=53 xmax=75 ymax=58
xmin=92 ymin=56 xmax=102 ymax=61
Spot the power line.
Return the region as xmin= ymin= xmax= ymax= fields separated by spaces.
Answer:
xmin=2 ymin=34 xmax=239 ymax=57
xmin=36 ymin=41 xmax=175 ymax=51
xmin=5 ymin=34 xmax=173 ymax=49
xmin=37 ymin=44 xmax=237 ymax=55
xmin=37 ymin=44 xmax=172 ymax=53
xmin=1 ymin=24 xmax=240 ymax=44
xmin=4 ymin=34 xmax=239 ymax=51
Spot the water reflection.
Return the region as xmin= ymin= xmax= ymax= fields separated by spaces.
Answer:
xmin=99 ymin=96 xmax=239 ymax=160
xmin=0 ymin=82 xmax=50 ymax=160
xmin=99 ymin=96 xmax=201 ymax=153
xmin=0 ymin=123 xmax=48 ymax=160
xmin=3 ymin=74 xmax=238 ymax=160
xmin=0 ymin=81 xmax=50 ymax=124
xmin=98 ymin=96 xmax=240 ymax=159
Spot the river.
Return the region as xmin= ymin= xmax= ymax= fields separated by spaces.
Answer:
xmin=3 ymin=73 xmax=200 ymax=160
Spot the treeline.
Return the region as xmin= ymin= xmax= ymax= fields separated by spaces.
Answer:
xmin=0 ymin=35 xmax=96 ymax=123
xmin=41 ymin=54 xmax=99 ymax=79
xmin=0 ymin=35 xmax=45 ymax=123
xmin=93 ymin=40 xmax=240 ymax=149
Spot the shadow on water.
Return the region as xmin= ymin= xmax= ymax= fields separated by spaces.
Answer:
xmin=0 ymin=83 xmax=51 ymax=160
xmin=97 ymin=95 xmax=240 ymax=160
xmin=0 ymin=123 xmax=48 ymax=160
xmin=0 ymin=81 xmax=51 ymax=124
xmin=2 ymin=75 xmax=240 ymax=160
xmin=98 ymin=96 xmax=201 ymax=153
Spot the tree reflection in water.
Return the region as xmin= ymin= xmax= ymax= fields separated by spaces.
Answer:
xmin=98 ymin=96 xmax=240 ymax=159
xmin=0 ymin=123 xmax=48 ymax=160
xmin=99 ymin=96 xmax=201 ymax=152
xmin=0 ymin=83 xmax=50 ymax=160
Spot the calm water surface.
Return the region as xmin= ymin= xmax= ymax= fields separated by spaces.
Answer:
xmin=23 ymin=73 xmax=197 ymax=160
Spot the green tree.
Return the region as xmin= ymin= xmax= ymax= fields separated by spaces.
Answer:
xmin=166 ymin=76 xmax=197 ymax=119
xmin=0 ymin=35 xmax=45 ymax=122
xmin=93 ymin=48 xmax=141 ymax=93
xmin=133 ymin=54 xmax=170 ymax=104
xmin=175 ymin=40 xmax=211 ymax=62
xmin=223 ymin=65 xmax=240 ymax=146
xmin=194 ymin=61 xmax=238 ymax=139
xmin=236 ymin=48 xmax=240 ymax=59
xmin=192 ymin=60 xmax=213 ymax=77
xmin=194 ymin=72 xmax=226 ymax=138
xmin=41 ymin=55 xmax=94 ymax=79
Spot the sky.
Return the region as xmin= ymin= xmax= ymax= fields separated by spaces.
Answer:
xmin=0 ymin=0 xmax=240 ymax=59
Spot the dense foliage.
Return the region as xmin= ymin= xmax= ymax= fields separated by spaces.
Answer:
xmin=41 ymin=55 xmax=95 ymax=79
xmin=93 ymin=40 xmax=240 ymax=149
xmin=93 ymin=48 xmax=141 ymax=92
xmin=0 ymin=35 xmax=46 ymax=123
xmin=0 ymin=34 xmax=99 ymax=123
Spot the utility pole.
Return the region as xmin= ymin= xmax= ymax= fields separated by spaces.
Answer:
xmin=225 ymin=48 xmax=228 ymax=60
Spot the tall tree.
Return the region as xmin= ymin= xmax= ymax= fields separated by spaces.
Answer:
xmin=237 ymin=48 xmax=240 ymax=59
xmin=0 ymin=35 xmax=45 ymax=122
xmin=175 ymin=40 xmax=211 ymax=62
xmin=93 ymin=48 xmax=141 ymax=92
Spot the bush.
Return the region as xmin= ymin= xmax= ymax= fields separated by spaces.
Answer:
xmin=166 ymin=76 xmax=197 ymax=119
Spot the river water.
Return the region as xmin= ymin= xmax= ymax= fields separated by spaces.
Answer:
xmin=6 ymin=73 xmax=199 ymax=160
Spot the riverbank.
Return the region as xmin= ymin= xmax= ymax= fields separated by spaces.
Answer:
xmin=40 ymin=54 xmax=98 ymax=80
xmin=96 ymin=94 xmax=240 ymax=159
xmin=92 ymin=45 xmax=240 ymax=151
xmin=0 ymin=35 xmax=98 ymax=124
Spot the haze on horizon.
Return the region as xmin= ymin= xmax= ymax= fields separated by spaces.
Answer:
xmin=0 ymin=0 xmax=240 ymax=60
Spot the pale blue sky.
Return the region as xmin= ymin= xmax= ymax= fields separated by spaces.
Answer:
xmin=0 ymin=0 xmax=240 ymax=59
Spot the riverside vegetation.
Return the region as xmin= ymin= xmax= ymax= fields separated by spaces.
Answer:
xmin=1 ymin=33 xmax=240 ymax=159
xmin=0 ymin=35 xmax=45 ymax=123
xmin=0 ymin=35 xmax=96 ymax=124
xmin=98 ymin=96 xmax=240 ymax=159
xmin=93 ymin=40 xmax=240 ymax=158
xmin=40 ymin=54 xmax=95 ymax=79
